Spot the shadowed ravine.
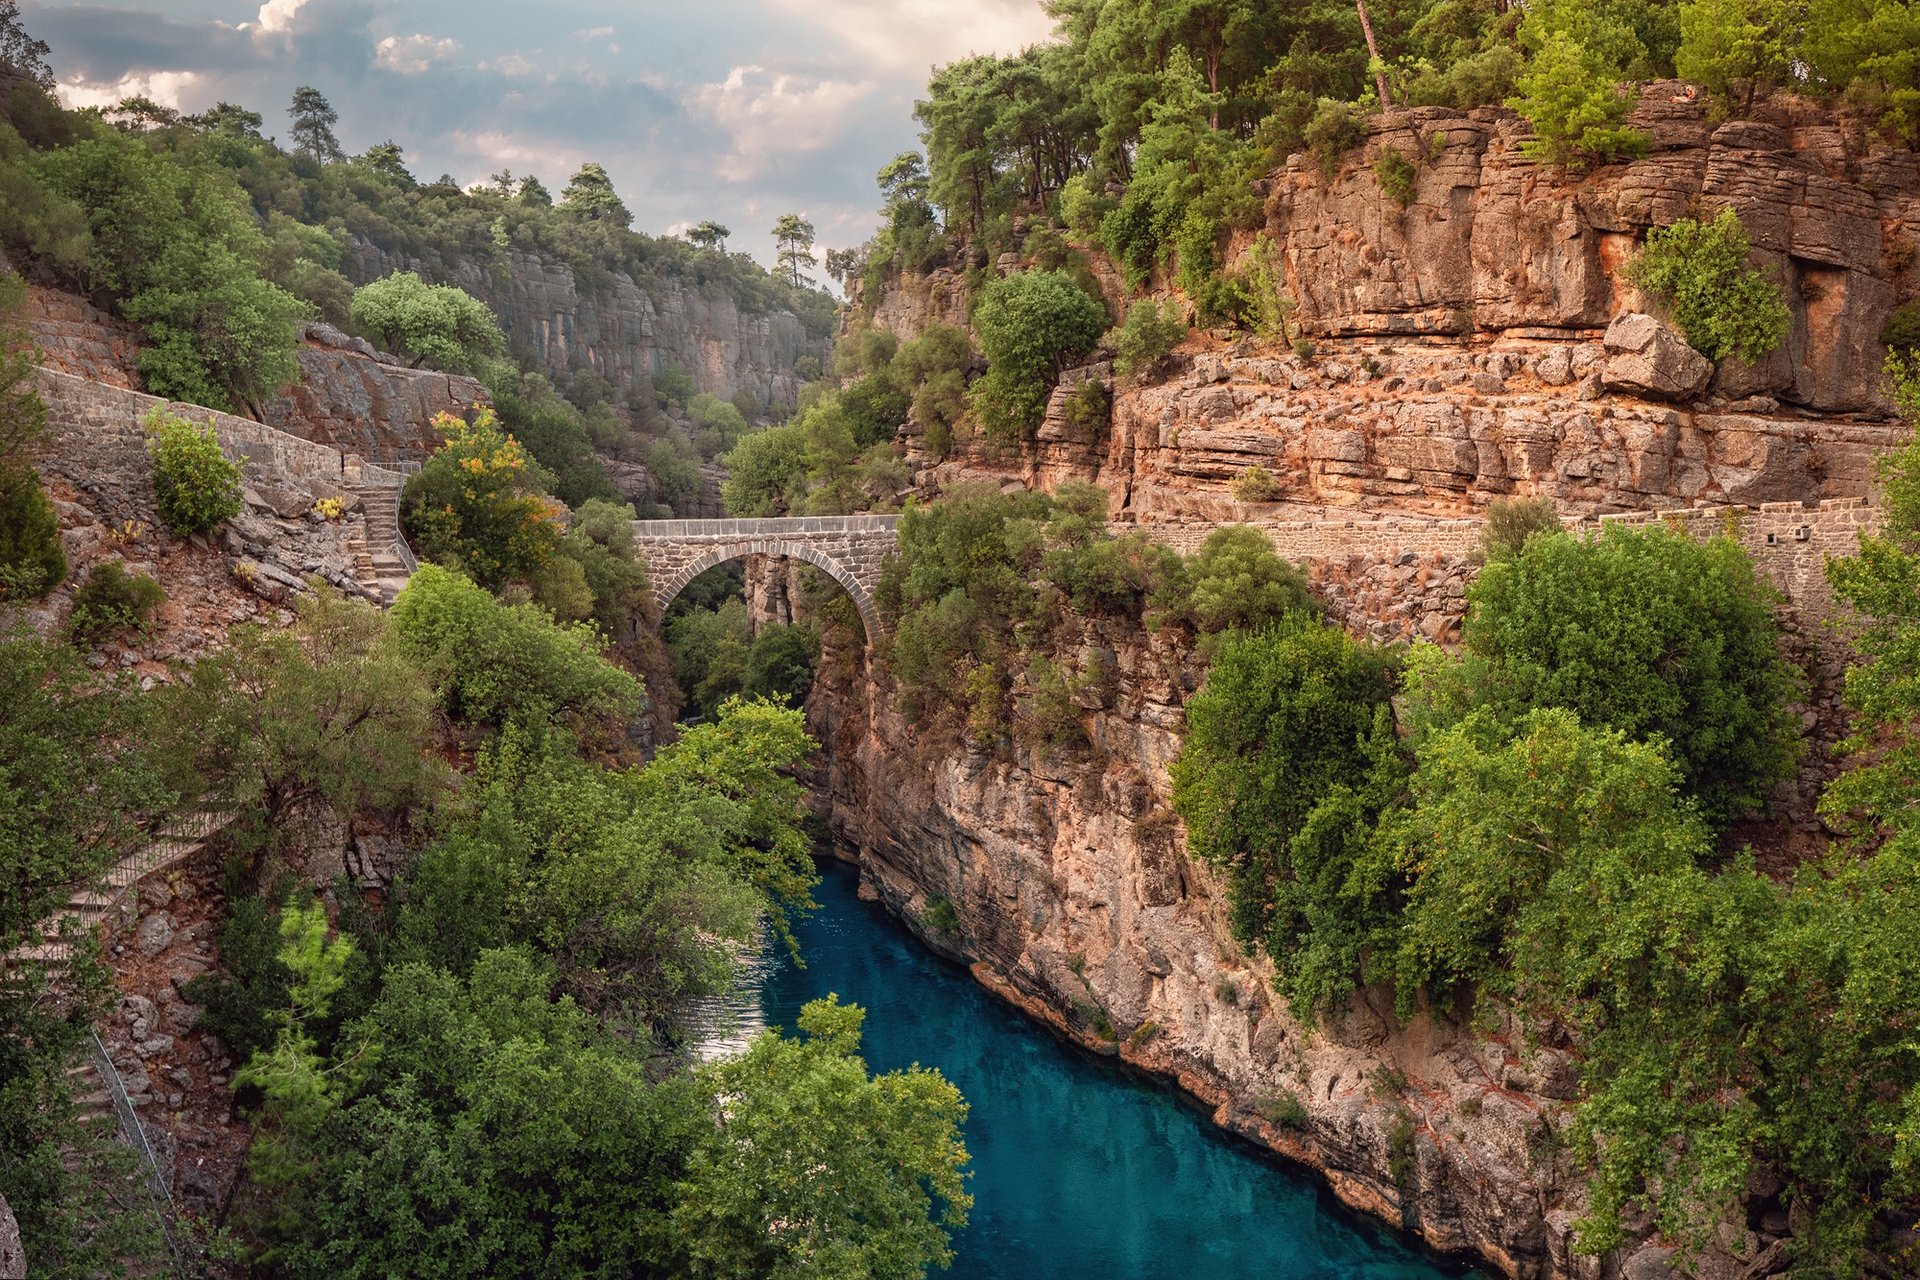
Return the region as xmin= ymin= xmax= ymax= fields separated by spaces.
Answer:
xmin=700 ymin=858 xmax=1483 ymax=1280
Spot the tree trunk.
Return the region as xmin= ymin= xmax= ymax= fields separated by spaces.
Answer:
xmin=1354 ymin=0 xmax=1392 ymax=110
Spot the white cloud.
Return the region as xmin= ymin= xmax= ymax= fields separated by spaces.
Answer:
xmin=690 ymin=65 xmax=874 ymax=183
xmin=769 ymin=0 xmax=1053 ymax=73
xmin=444 ymin=128 xmax=584 ymax=180
xmin=480 ymin=54 xmax=540 ymax=78
xmin=56 ymin=70 xmax=203 ymax=111
xmin=573 ymin=26 xmax=616 ymax=41
xmin=376 ymin=34 xmax=462 ymax=74
xmin=252 ymin=0 xmax=307 ymax=35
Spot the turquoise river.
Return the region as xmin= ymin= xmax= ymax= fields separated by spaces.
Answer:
xmin=715 ymin=857 xmax=1482 ymax=1280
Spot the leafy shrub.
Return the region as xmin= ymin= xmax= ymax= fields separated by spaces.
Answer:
xmin=1881 ymin=301 xmax=1920 ymax=357
xmin=349 ymin=272 xmax=505 ymax=374
xmin=969 ymin=271 xmax=1109 ymax=441
xmin=1626 ymin=208 xmax=1791 ymax=363
xmin=921 ymin=894 xmax=960 ymax=935
xmin=0 ymin=464 xmax=65 ymax=598
xmin=1111 ymin=298 xmax=1186 ymax=377
xmin=1229 ymin=465 xmax=1280 ymax=503
xmin=143 ymin=408 xmax=241 ymax=535
xmin=402 ymin=408 xmax=561 ymax=590
xmin=1304 ymin=98 xmax=1368 ymax=177
xmin=653 ymin=361 xmax=694 ymax=408
xmin=1258 ymin=1091 xmax=1309 ymax=1130
xmin=1479 ymin=495 xmax=1563 ymax=562
xmin=1374 ymin=148 xmax=1418 ymax=204
xmin=180 ymin=891 xmax=294 ymax=1065
xmin=1061 ymin=378 xmax=1111 ymax=436
xmin=687 ymin=391 xmax=751 ymax=458
xmin=69 ymin=562 xmax=164 ymax=642
xmin=1291 ymin=337 xmax=1317 ymax=362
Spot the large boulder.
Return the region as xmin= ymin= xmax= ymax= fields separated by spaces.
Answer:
xmin=1601 ymin=312 xmax=1713 ymax=401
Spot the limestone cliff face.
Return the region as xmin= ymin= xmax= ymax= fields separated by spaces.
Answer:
xmin=261 ymin=326 xmax=489 ymax=462
xmin=1262 ymin=84 xmax=1917 ymax=414
xmin=809 ymin=637 xmax=1613 ymax=1280
xmin=343 ymin=242 xmax=828 ymax=412
xmin=890 ymin=88 xmax=1915 ymax=524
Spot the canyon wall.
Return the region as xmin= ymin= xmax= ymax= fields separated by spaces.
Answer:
xmin=808 ymin=89 xmax=1920 ymax=1280
xmin=343 ymin=242 xmax=829 ymax=412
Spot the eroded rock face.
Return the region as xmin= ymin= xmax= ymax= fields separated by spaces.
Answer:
xmin=0 ymin=1190 xmax=23 ymax=1280
xmin=1601 ymin=312 xmax=1712 ymax=400
xmin=260 ymin=328 xmax=490 ymax=463
xmin=1264 ymin=87 xmax=1918 ymax=415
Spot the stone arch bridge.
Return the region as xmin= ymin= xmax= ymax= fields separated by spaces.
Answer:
xmin=632 ymin=515 xmax=901 ymax=639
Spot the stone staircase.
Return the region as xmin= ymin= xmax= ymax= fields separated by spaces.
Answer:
xmin=347 ymin=482 xmax=413 ymax=605
xmin=11 ymin=811 xmax=227 ymax=967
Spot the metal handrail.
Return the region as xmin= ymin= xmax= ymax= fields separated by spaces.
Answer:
xmin=89 ymin=1032 xmax=186 ymax=1270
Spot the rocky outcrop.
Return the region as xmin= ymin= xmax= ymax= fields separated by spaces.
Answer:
xmin=24 ymin=284 xmax=142 ymax=390
xmin=343 ymin=243 xmax=829 ymax=412
xmin=21 ymin=290 xmax=490 ymax=466
xmin=1265 ymin=85 xmax=1918 ymax=415
xmin=1600 ymin=313 xmax=1712 ymax=400
xmin=925 ymin=342 xmax=1904 ymax=526
xmin=0 ymin=1191 xmax=21 ymax=1280
xmin=260 ymin=325 xmax=489 ymax=463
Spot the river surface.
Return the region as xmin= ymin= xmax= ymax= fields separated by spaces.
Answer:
xmin=700 ymin=858 xmax=1479 ymax=1280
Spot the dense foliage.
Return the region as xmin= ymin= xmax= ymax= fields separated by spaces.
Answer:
xmin=0 ymin=634 xmax=170 ymax=1276
xmin=1 ymin=534 xmax=971 ymax=1277
xmin=877 ymin=486 xmax=1308 ymax=750
xmin=0 ymin=273 xmax=61 ymax=600
xmin=666 ymin=595 xmax=821 ymax=720
xmin=969 ymin=270 xmax=1109 ymax=440
xmin=1166 ymin=495 xmax=1920 ymax=1267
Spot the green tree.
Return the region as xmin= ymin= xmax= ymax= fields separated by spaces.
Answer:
xmin=288 ymin=85 xmax=344 ymax=163
xmin=143 ymin=406 xmax=242 ymax=534
xmin=771 ymin=213 xmax=817 ymax=288
xmin=1676 ymin=0 xmax=1798 ymax=113
xmin=1625 ymin=207 xmax=1792 ymax=363
xmin=158 ymin=589 xmax=444 ymax=847
xmin=401 ymin=408 xmax=562 ymax=590
xmin=1180 ymin=524 xmax=1316 ymax=634
xmin=687 ymin=220 xmax=730 ymax=250
xmin=190 ymin=102 xmax=266 ymax=138
xmin=1449 ymin=522 xmax=1802 ymax=826
xmin=390 ymin=564 xmax=644 ymax=744
xmin=969 ymin=270 xmax=1108 ymax=440
xmin=672 ymin=996 xmax=972 ymax=1280
xmin=1508 ymin=25 xmax=1648 ymax=169
xmin=1171 ymin=616 xmax=1402 ymax=991
xmin=0 ymin=1 xmax=54 ymax=91
xmin=349 ymin=271 xmax=506 ymax=373
xmin=1111 ymin=297 xmax=1187 ymax=377
xmin=559 ymin=162 xmax=631 ymax=228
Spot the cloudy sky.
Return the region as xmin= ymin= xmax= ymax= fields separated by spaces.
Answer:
xmin=27 ymin=0 xmax=1055 ymax=274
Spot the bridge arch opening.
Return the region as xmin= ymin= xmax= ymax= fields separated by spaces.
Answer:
xmin=655 ymin=542 xmax=881 ymax=645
